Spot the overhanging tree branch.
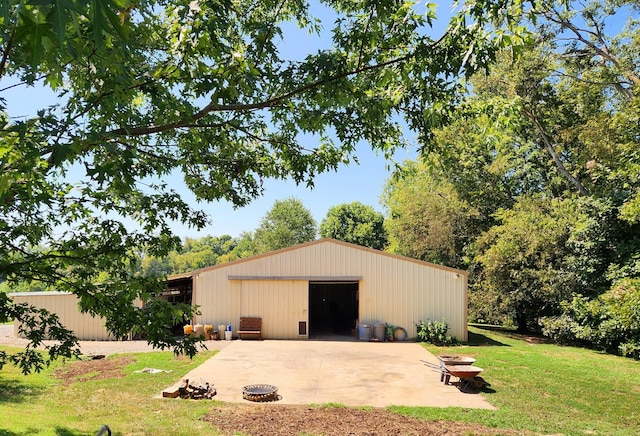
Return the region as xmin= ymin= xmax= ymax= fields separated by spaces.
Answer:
xmin=543 ymin=6 xmax=638 ymax=100
xmin=0 ymin=26 xmax=15 ymax=80
xmin=107 ymin=51 xmax=417 ymax=137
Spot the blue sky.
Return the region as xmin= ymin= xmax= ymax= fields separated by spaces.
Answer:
xmin=3 ymin=1 xmax=455 ymax=239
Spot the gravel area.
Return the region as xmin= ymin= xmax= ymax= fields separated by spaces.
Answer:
xmin=0 ymin=324 xmax=230 ymax=355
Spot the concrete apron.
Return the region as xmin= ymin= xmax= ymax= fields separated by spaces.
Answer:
xmin=166 ymin=340 xmax=495 ymax=409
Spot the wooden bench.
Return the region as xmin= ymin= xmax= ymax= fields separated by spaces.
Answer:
xmin=238 ymin=317 xmax=262 ymax=340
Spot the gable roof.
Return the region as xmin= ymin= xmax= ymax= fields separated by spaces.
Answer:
xmin=168 ymin=238 xmax=468 ymax=281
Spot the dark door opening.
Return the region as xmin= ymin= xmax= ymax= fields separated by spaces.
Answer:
xmin=309 ymin=281 xmax=358 ymax=337
xmin=162 ymin=277 xmax=193 ymax=335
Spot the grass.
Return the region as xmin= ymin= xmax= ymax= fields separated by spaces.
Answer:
xmin=1 ymin=326 xmax=639 ymax=435
xmin=393 ymin=325 xmax=640 ymax=435
xmin=0 ymin=349 xmax=220 ymax=436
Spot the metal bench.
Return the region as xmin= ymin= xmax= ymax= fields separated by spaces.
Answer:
xmin=238 ymin=317 xmax=262 ymax=340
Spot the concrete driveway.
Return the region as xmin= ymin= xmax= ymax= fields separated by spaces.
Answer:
xmin=170 ymin=339 xmax=495 ymax=409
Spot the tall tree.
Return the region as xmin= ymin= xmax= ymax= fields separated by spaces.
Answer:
xmin=437 ymin=0 xmax=640 ymax=336
xmin=253 ymin=198 xmax=316 ymax=253
xmin=382 ymin=160 xmax=478 ymax=268
xmin=0 ymin=0 xmax=528 ymax=371
xmin=470 ymin=196 xmax=619 ymax=331
xmin=319 ymin=202 xmax=387 ymax=250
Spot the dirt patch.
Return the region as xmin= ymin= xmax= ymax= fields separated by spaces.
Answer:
xmin=503 ymin=332 xmax=551 ymax=345
xmin=55 ymin=355 xmax=136 ymax=385
xmin=204 ymin=404 xmax=521 ymax=435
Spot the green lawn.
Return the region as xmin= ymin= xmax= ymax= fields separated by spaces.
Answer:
xmin=0 ymin=350 xmax=219 ymax=435
xmin=398 ymin=325 xmax=640 ymax=435
xmin=1 ymin=326 xmax=639 ymax=435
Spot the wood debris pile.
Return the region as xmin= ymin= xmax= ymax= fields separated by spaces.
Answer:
xmin=178 ymin=378 xmax=217 ymax=400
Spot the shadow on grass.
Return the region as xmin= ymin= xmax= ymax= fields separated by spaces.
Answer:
xmin=470 ymin=324 xmax=551 ymax=345
xmin=54 ymin=427 xmax=89 ymax=436
xmin=0 ymin=379 xmax=47 ymax=404
xmin=479 ymin=385 xmax=497 ymax=394
xmin=0 ymin=427 xmax=90 ymax=436
xmin=465 ymin=330 xmax=509 ymax=347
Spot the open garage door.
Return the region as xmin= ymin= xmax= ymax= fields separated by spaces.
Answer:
xmin=308 ymin=281 xmax=358 ymax=338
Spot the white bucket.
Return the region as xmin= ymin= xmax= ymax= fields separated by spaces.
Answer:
xmin=194 ymin=324 xmax=204 ymax=337
xmin=224 ymin=330 xmax=232 ymax=341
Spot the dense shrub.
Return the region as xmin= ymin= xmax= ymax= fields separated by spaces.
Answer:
xmin=416 ymin=319 xmax=456 ymax=345
xmin=540 ymin=278 xmax=640 ymax=359
xmin=539 ymin=313 xmax=584 ymax=346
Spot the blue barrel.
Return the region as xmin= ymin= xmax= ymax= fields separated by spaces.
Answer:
xmin=358 ymin=324 xmax=370 ymax=341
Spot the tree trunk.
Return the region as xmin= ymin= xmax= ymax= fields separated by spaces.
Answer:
xmin=516 ymin=312 xmax=529 ymax=333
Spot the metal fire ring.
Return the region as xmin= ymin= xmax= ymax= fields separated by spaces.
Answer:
xmin=242 ymin=384 xmax=279 ymax=402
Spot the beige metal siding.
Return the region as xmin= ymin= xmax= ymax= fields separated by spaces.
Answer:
xmin=192 ymin=269 xmax=242 ymax=332
xmin=192 ymin=239 xmax=468 ymax=342
xmin=240 ymin=280 xmax=308 ymax=339
xmin=192 ymin=276 xmax=308 ymax=339
xmin=10 ymin=292 xmax=116 ymax=340
xmin=357 ymin=247 xmax=467 ymax=341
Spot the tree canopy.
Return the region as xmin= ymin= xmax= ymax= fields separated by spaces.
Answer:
xmin=253 ymin=198 xmax=317 ymax=253
xmin=0 ymin=0 xmax=530 ymax=372
xmin=382 ymin=160 xmax=478 ymax=268
xmin=384 ymin=0 xmax=640 ymax=355
xmin=139 ymin=235 xmax=237 ymax=276
xmin=319 ymin=202 xmax=387 ymax=250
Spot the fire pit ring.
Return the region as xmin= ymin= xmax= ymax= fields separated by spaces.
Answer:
xmin=242 ymin=384 xmax=280 ymax=402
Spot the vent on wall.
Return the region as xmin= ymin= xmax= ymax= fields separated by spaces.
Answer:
xmin=298 ymin=321 xmax=307 ymax=336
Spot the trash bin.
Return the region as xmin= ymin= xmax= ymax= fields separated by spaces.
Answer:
xmin=358 ymin=324 xmax=370 ymax=341
xmin=218 ymin=325 xmax=226 ymax=340
xmin=224 ymin=330 xmax=233 ymax=341
xmin=373 ymin=323 xmax=385 ymax=341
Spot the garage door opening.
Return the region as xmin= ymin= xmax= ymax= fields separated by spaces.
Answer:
xmin=308 ymin=281 xmax=358 ymax=338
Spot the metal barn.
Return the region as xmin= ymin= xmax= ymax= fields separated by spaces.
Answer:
xmin=172 ymin=238 xmax=469 ymax=341
xmin=10 ymin=239 xmax=468 ymax=341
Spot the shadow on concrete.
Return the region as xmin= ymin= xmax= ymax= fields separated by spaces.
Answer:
xmin=308 ymin=333 xmax=358 ymax=342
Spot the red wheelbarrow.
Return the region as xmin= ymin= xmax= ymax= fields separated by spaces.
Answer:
xmin=443 ymin=364 xmax=488 ymax=392
xmin=434 ymin=355 xmax=488 ymax=392
xmin=436 ymin=355 xmax=475 ymax=383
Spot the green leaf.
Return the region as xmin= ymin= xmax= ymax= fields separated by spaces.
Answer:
xmin=18 ymin=9 xmax=56 ymax=67
xmin=103 ymin=0 xmax=129 ymax=41
xmin=0 ymin=1 xmax=9 ymax=25
xmin=48 ymin=0 xmax=71 ymax=46
xmin=91 ymin=0 xmax=108 ymax=48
